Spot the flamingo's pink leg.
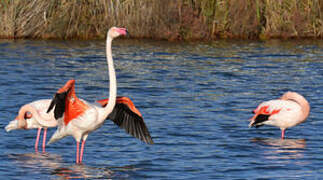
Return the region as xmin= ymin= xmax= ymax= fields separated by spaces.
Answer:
xmin=281 ymin=129 xmax=285 ymax=139
xmin=76 ymin=141 xmax=80 ymax=164
xmin=80 ymin=140 xmax=86 ymax=163
xmin=42 ymin=128 xmax=47 ymax=152
xmin=35 ymin=128 xmax=42 ymax=152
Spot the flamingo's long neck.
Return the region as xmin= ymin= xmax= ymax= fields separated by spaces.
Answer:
xmin=288 ymin=94 xmax=310 ymax=121
xmin=298 ymin=96 xmax=310 ymax=121
xmin=99 ymin=36 xmax=117 ymax=122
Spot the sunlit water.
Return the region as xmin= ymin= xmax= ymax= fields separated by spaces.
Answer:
xmin=0 ymin=39 xmax=322 ymax=179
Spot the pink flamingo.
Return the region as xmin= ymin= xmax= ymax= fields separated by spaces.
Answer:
xmin=249 ymin=91 xmax=310 ymax=139
xmin=46 ymin=27 xmax=153 ymax=164
xmin=5 ymin=99 xmax=57 ymax=152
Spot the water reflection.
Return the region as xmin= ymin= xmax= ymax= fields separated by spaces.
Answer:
xmin=8 ymin=152 xmax=63 ymax=169
xmin=52 ymin=164 xmax=141 ymax=179
xmin=52 ymin=165 xmax=113 ymax=179
xmin=8 ymin=152 xmax=135 ymax=178
xmin=251 ymin=138 xmax=306 ymax=160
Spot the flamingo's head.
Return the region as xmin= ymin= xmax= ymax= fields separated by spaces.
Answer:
xmin=5 ymin=107 xmax=33 ymax=132
xmin=108 ymin=27 xmax=128 ymax=39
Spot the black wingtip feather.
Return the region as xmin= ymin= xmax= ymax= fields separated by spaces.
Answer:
xmin=47 ymin=96 xmax=56 ymax=114
xmin=250 ymin=114 xmax=270 ymax=128
xmin=46 ymin=90 xmax=70 ymax=120
xmin=108 ymin=103 xmax=154 ymax=144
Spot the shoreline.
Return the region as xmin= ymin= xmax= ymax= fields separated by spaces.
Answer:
xmin=0 ymin=36 xmax=321 ymax=42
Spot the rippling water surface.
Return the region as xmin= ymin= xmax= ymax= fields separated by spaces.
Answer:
xmin=0 ymin=39 xmax=322 ymax=179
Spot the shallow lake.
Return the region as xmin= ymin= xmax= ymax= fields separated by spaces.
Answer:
xmin=0 ymin=39 xmax=322 ymax=179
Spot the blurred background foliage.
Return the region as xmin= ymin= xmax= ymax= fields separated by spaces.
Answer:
xmin=0 ymin=0 xmax=322 ymax=40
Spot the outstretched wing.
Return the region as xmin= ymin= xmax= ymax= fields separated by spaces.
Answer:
xmin=47 ymin=89 xmax=70 ymax=120
xmin=97 ymin=97 xmax=154 ymax=144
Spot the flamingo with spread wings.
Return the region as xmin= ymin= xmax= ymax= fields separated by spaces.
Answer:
xmin=46 ymin=27 xmax=153 ymax=164
xmin=5 ymin=99 xmax=57 ymax=152
xmin=249 ymin=91 xmax=310 ymax=139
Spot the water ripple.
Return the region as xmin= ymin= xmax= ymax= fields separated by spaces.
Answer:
xmin=0 ymin=39 xmax=322 ymax=179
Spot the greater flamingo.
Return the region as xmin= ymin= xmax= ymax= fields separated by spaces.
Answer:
xmin=5 ymin=99 xmax=57 ymax=152
xmin=249 ymin=91 xmax=310 ymax=139
xmin=46 ymin=27 xmax=153 ymax=164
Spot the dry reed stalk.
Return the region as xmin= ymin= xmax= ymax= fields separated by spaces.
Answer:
xmin=0 ymin=0 xmax=15 ymax=38
xmin=263 ymin=0 xmax=323 ymax=39
xmin=0 ymin=0 xmax=321 ymax=40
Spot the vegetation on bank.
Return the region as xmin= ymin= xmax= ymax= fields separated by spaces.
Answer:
xmin=0 ymin=0 xmax=322 ymax=40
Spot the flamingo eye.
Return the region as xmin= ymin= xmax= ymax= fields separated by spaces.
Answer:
xmin=24 ymin=112 xmax=32 ymax=119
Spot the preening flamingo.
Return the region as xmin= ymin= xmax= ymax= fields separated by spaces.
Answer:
xmin=249 ymin=91 xmax=310 ymax=139
xmin=46 ymin=27 xmax=153 ymax=164
xmin=5 ymin=99 xmax=57 ymax=152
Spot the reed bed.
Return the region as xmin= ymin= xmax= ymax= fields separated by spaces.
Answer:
xmin=0 ymin=0 xmax=322 ymax=40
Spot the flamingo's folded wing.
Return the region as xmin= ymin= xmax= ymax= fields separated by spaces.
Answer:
xmin=249 ymin=100 xmax=283 ymax=128
xmin=97 ymin=97 xmax=154 ymax=144
xmin=249 ymin=114 xmax=269 ymax=128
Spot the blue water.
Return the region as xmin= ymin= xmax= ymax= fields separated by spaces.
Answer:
xmin=0 ymin=39 xmax=322 ymax=179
